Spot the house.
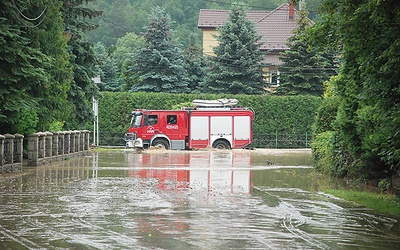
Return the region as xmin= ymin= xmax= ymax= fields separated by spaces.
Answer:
xmin=197 ymin=2 xmax=303 ymax=87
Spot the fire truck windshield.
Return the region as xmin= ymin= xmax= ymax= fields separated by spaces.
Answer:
xmin=130 ymin=114 xmax=142 ymax=128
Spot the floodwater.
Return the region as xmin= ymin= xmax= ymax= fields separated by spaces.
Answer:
xmin=0 ymin=149 xmax=399 ymax=249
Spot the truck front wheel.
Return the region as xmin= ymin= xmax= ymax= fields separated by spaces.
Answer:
xmin=212 ymin=140 xmax=231 ymax=150
xmin=152 ymin=138 xmax=169 ymax=149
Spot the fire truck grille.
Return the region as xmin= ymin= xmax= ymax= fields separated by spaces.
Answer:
xmin=125 ymin=132 xmax=137 ymax=141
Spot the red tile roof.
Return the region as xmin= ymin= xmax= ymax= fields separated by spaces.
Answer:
xmin=198 ymin=9 xmax=268 ymax=27
xmin=264 ymin=54 xmax=284 ymax=65
xmin=198 ymin=3 xmax=305 ymax=52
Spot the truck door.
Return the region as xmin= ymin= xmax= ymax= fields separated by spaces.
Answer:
xmin=165 ymin=114 xmax=179 ymax=138
xmin=164 ymin=113 xmax=186 ymax=149
xmin=141 ymin=114 xmax=160 ymax=143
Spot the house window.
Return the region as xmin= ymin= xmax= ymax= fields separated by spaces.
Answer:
xmin=269 ymin=70 xmax=280 ymax=87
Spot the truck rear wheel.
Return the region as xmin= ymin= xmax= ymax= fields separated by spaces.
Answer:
xmin=152 ymin=138 xmax=169 ymax=149
xmin=212 ymin=140 xmax=231 ymax=150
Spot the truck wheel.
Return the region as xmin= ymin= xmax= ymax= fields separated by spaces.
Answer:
xmin=212 ymin=140 xmax=231 ymax=150
xmin=152 ymin=139 xmax=169 ymax=149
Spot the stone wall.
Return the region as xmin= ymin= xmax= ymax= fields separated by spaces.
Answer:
xmin=0 ymin=133 xmax=24 ymax=173
xmin=0 ymin=130 xmax=91 ymax=173
xmin=27 ymin=130 xmax=90 ymax=167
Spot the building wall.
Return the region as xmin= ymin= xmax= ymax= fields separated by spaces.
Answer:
xmin=202 ymin=28 xmax=219 ymax=56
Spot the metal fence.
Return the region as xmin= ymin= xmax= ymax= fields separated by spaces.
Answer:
xmin=94 ymin=131 xmax=312 ymax=149
xmin=251 ymin=133 xmax=312 ymax=149
xmin=97 ymin=131 xmax=126 ymax=147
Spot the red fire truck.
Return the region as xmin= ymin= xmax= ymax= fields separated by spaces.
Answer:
xmin=125 ymin=99 xmax=254 ymax=150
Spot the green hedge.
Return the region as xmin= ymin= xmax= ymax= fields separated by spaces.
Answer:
xmin=97 ymin=92 xmax=321 ymax=144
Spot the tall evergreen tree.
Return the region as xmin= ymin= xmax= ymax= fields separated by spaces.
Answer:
xmin=0 ymin=0 xmax=72 ymax=133
xmin=61 ymin=0 xmax=102 ymax=129
xmin=94 ymin=42 xmax=121 ymax=92
xmin=202 ymin=4 xmax=266 ymax=95
xmin=276 ymin=4 xmax=336 ymax=96
xmin=129 ymin=7 xmax=190 ymax=93
xmin=183 ymin=33 xmax=207 ymax=93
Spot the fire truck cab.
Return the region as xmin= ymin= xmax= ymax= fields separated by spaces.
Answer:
xmin=125 ymin=99 xmax=254 ymax=150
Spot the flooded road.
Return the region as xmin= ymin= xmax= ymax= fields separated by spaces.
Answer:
xmin=1 ymin=149 xmax=399 ymax=249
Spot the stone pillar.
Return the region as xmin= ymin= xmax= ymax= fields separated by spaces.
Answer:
xmin=82 ymin=130 xmax=90 ymax=150
xmin=79 ymin=130 xmax=84 ymax=151
xmin=13 ymin=134 xmax=24 ymax=163
xmin=64 ymin=131 xmax=71 ymax=155
xmin=52 ymin=132 xmax=59 ymax=157
xmin=45 ymin=131 xmax=53 ymax=158
xmin=0 ymin=135 xmax=4 ymax=170
xmin=58 ymin=131 xmax=65 ymax=156
xmin=28 ymin=133 xmax=39 ymax=166
xmin=70 ymin=131 xmax=75 ymax=153
xmin=75 ymin=130 xmax=81 ymax=152
xmin=4 ymin=134 xmax=15 ymax=165
xmin=38 ymin=132 xmax=46 ymax=159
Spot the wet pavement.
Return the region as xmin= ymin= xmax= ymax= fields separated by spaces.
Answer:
xmin=0 ymin=149 xmax=399 ymax=249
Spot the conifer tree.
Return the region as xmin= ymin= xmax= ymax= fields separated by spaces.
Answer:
xmin=203 ymin=4 xmax=266 ymax=95
xmin=0 ymin=0 xmax=72 ymax=133
xmin=183 ymin=33 xmax=207 ymax=93
xmin=61 ymin=0 xmax=102 ymax=129
xmin=130 ymin=7 xmax=190 ymax=93
xmin=94 ymin=42 xmax=121 ymax=92
xmin=276 ymin=5 xmax=336 ymax=96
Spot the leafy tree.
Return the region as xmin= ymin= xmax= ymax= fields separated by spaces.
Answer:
xmin=86 ymin=0 xmax=135 ymax=47
xmin=310 ymin=0 xmax=400 ymax=179
xmin=113 ymin=33 xmax=144 ymax=69
xmin=93 ymin=42 xmax=121 ymax=91
xmin=112 ymin=32 xmax=145 ymax=91
xmin=129 ymin=7 xmax=190 ymax=93
xmin=202 ymin=4 xmax=266 ymax=95
xmin=276 ymin=4 xmax=336 ymax=96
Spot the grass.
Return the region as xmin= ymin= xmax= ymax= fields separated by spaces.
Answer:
xmin=324 ymin=189 xmax=400 ymax=216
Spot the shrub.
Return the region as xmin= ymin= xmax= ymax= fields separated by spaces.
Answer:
xmin=312 ymin=131 xmax=336 ymax=175
xmin=14 ymin=106 xmax=39 ymax=135
xmin=312 ymin=96 xmax=340 ymax=135
xmin=311 ymin=130 xmax=351 ymax=177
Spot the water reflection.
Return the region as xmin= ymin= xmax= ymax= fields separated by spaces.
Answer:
xmin=0 ymin=149 xmax=399 ymax=249
xmin=125 ymin=151 xmax=251 ymax=193
xmin=0 ymin=156 xmax=92 ymax=193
